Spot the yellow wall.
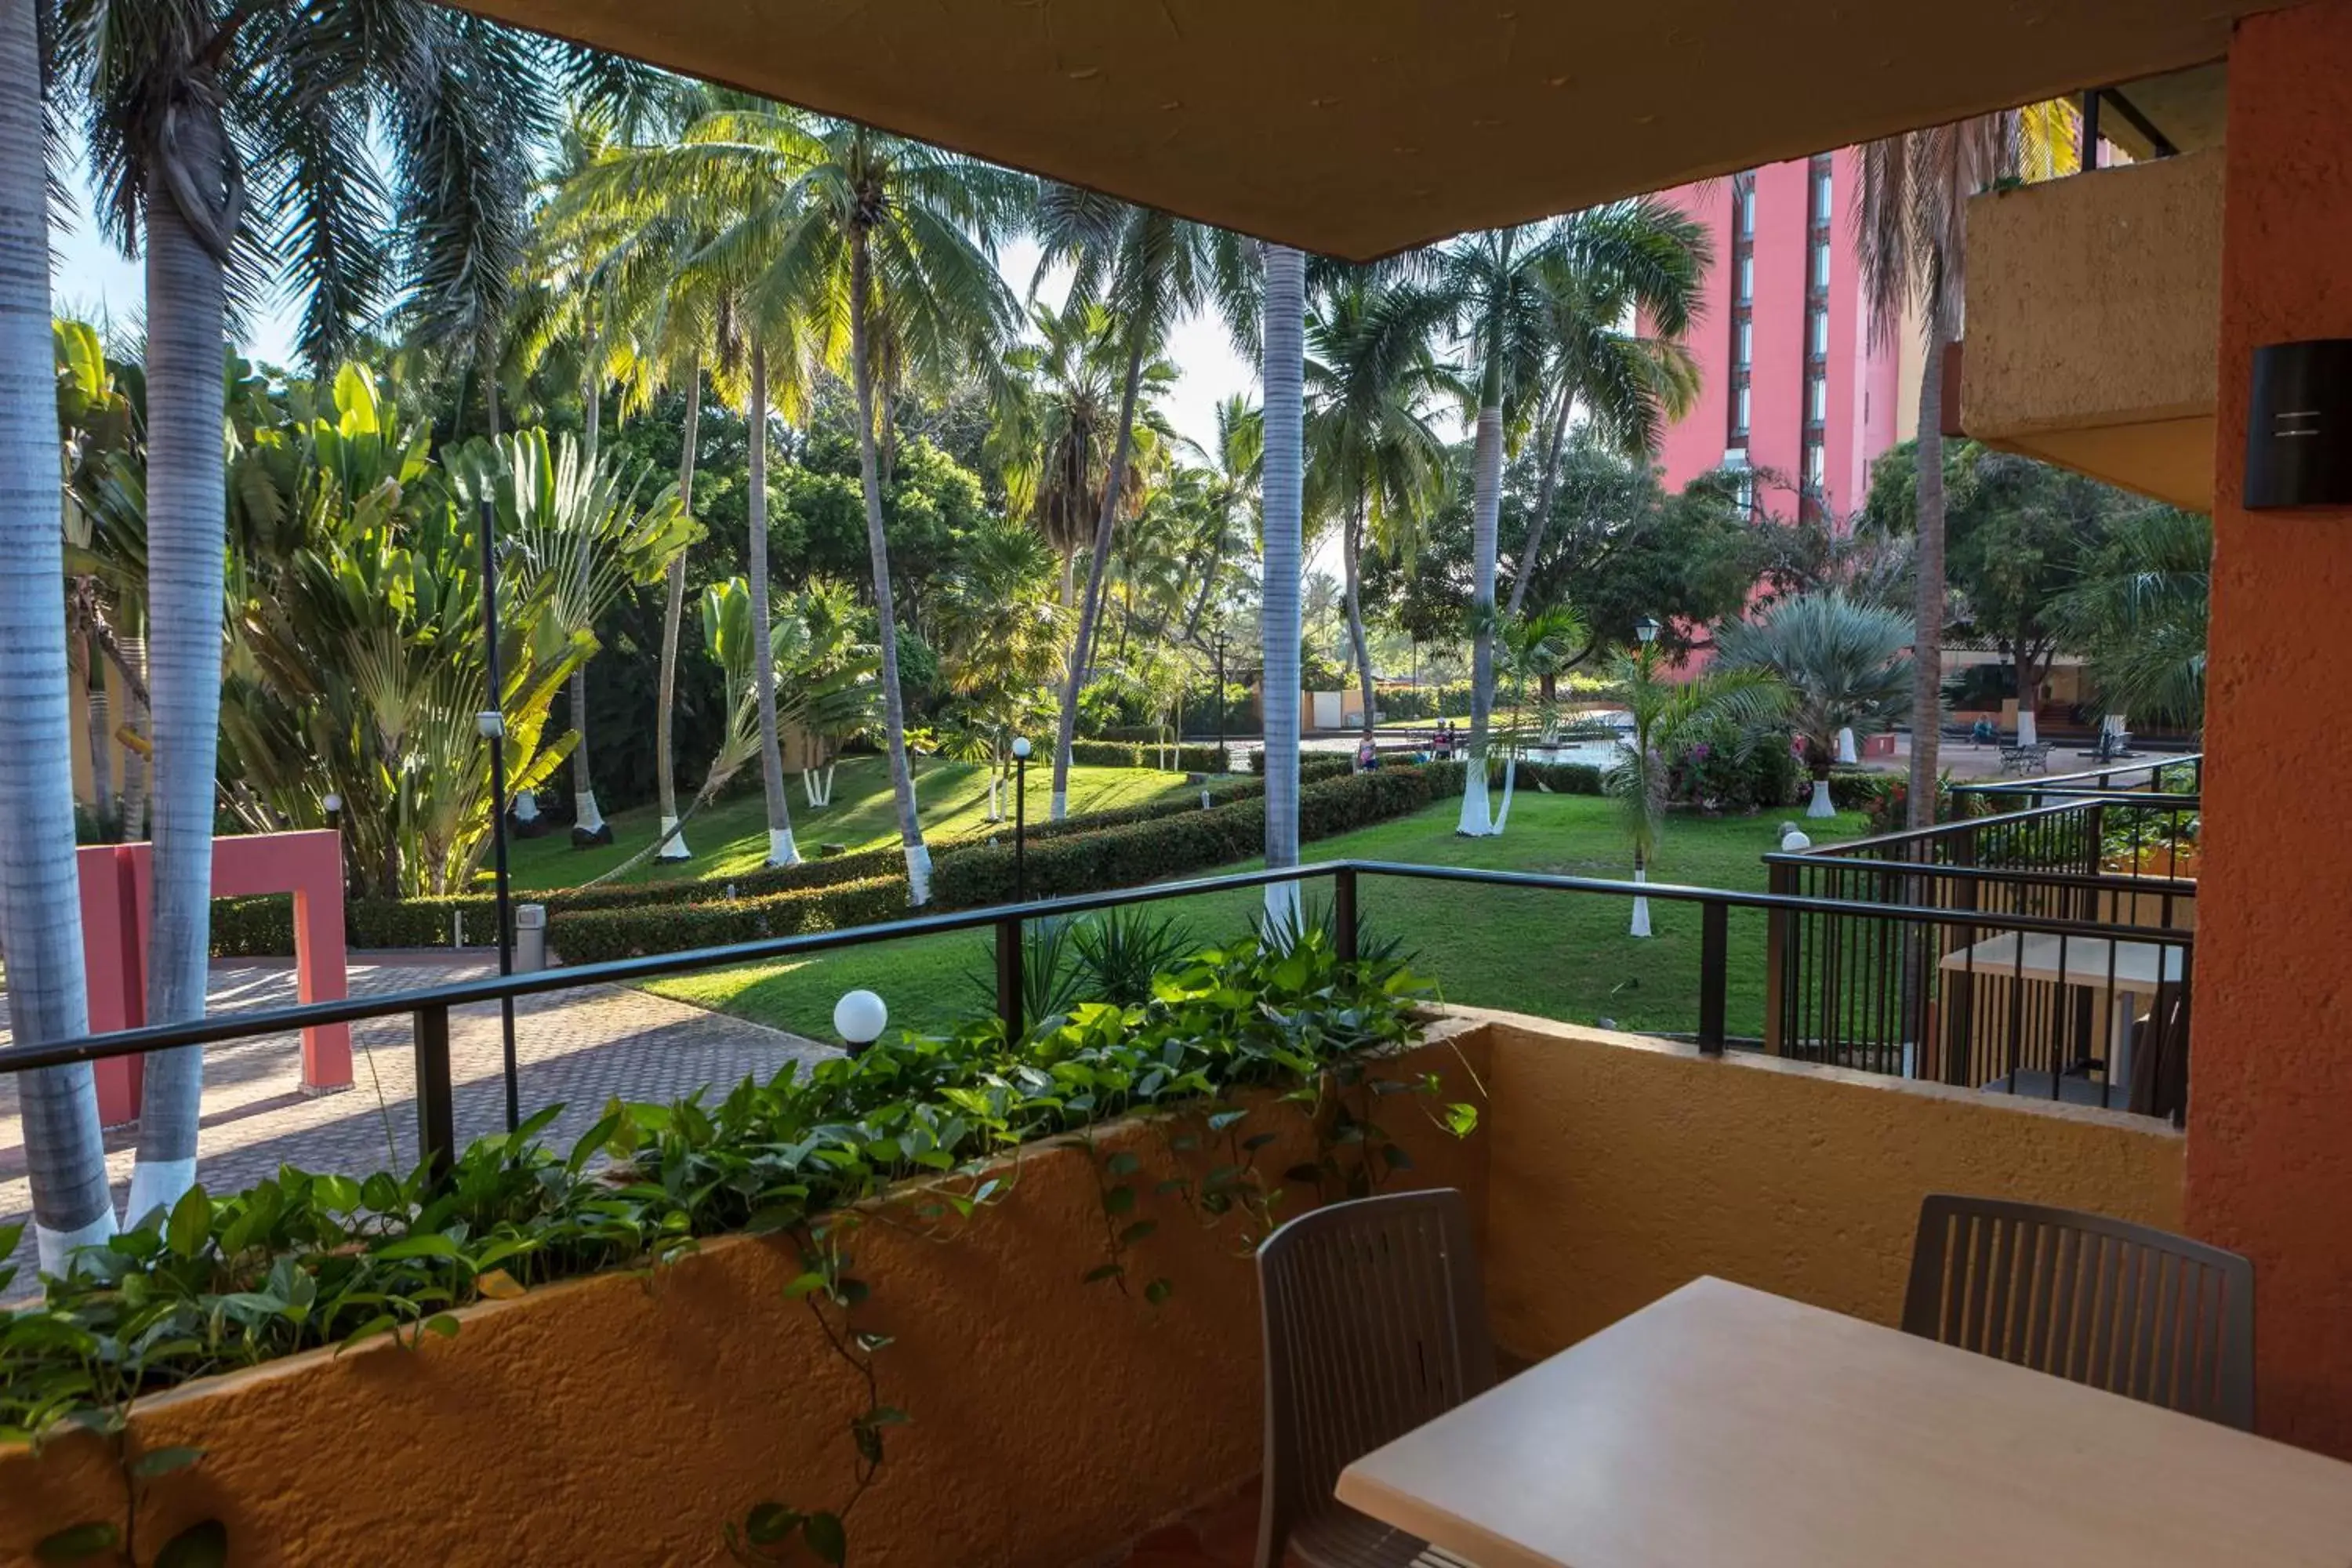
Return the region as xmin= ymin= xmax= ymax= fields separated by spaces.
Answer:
xmin=0 ymin=1038 xmax=1489 ymax=1566
xmin=1961 ymin=151 xmax=2223 ymax=509
xmin=1475 ymin=1010 xmax=2186 ymax=1359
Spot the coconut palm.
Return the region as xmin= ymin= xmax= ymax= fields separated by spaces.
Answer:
xmin=1507 ymin=199 xmax=1709 ymax=617
xmin=1305 ymin=274 xmax=1452 ymax=739
xmin=1261 ymin=245 xmax=1308 ymax=926
xmin=1423 ymin=223 xmax=1563 ymax=836
xmin=1716 ymin=593 xmax=1914 ymax=818
xmin=3 ymin=0 xmax=115 ymax=1272
xmin=1609 ymin=643 xmax=1788 ymax=935
xmin=1490 ymin=603 xmax=1591 ymax=833
xmin=934 ymin=521 xmax=1065 ymax=818
xmin=1179 ymin=394 xmax=1262 ymax=646
xmin=1858 ymin=118 xmax=2034 ymax=827
xmin=54 ymin=0 xmax=655 ymax=1219
xmin=1033 ymin=187 xmax=1253 ymax=824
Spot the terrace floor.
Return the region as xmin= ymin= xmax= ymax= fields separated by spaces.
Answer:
xmin=0 ymin=956 xmax=833 ymax=1285
xmin=1115 ymin=1483 xmax=1265 ymax=1568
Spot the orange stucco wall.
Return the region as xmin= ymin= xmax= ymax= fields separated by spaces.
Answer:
xmin=0 ymin=1036 xmax=1489 ymax=1566
xmin=2185 ymin=0 xmax=2352 ymax=1461
xmin=1474 ymin=1011 xmax=2186 ymax=1359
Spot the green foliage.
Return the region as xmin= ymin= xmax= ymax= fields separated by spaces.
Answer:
xmin=2 ymin=938 xmax=1441 ymax=1448
xmin=1250 ymin=751 xmax=1355 ymax=782
xmin=1065 ymin=740 xmax=1228 ymax=772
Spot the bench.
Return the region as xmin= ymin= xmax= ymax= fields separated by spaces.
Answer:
xmin=1998 ymin=743 xmax=2053 ymax=776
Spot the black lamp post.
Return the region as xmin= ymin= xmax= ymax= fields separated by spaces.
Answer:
xmin=1213 ymin=633 xmax=1227 ymax=767
xmin=477 ymin=498 xmax=519 ymax=1132
xmin=1011 ymin=735 xmax=1031 ymax=902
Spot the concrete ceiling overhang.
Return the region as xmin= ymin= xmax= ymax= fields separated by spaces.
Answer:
xmin=448 ymin=0 xmax=2259 ymax=260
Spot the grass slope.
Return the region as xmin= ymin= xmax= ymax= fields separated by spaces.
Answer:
xmin=509 ymin=757 xmax=1198 ymax=891
xmin=645 ymin=790 xmax=1866 ymax=1046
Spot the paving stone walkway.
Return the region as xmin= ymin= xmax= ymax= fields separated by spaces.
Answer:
xmin=0 ymin=956 xmax=833 ymax=1286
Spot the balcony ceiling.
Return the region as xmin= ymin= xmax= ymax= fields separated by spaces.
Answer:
xmin=448 ymin=0 xmax=2259 ymax=260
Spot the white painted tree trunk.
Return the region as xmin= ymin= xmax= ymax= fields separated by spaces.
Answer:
xmin=745 ymin=345 xmax=799 ymax=869
xmin=1493 ymin=757 xmax=1518 ymax=833
xmin=1835 ymin=726 xmax=1858 ymax=764
xmin=656 ymin=815 xmax=691 ymax=861
xmin=2016 ymin=708 xmax=2038 ymax=747
xmin=653 ymin=368 xmax=699 ymax=864
xmin=1629 ymin=866 xmax=1653 ymax=938
xmin=130 ymin=103 xmax=234 ymax=1223
xmin=1259 ymin=245 xmax=1305 ymax=936
xmin=1808 ymin=779 xmax=1836 ymax=817
xmin=2 ymin=0 xmax=114 ymax=1268
xmin=848 ymin=233 xmax=928 ymax=901
xmin=1457 ymin=401 xmax=1504 ymax=837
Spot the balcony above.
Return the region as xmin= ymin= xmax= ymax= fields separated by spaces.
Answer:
xmin=1961 ymin=149 xmax=2223 ymax=510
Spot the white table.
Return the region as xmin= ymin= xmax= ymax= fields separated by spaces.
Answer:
xmin=1936 ymin=930 xmax=2185 ymax=1096
xmin=1335 ymin=1277 xmax=2352 ymax=1568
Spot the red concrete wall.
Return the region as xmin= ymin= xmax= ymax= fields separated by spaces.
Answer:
xmin=2185 ymin=0 xmax=2352 ymax=1459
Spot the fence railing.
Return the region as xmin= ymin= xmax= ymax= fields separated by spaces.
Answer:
xmin=0 ymin=859 xmax=2194 ymax=1202
xmin=1951 ymin=750 xmax=2204 ymax=801
xmin=1765 ymin=783 xmax=2201 ymax=1120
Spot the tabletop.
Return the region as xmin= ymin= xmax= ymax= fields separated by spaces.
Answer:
xmin=1936 ymin=929 xmax=2184 ymax=992
xmin=1334 ymin=1276 xmax=2352 ymax=1568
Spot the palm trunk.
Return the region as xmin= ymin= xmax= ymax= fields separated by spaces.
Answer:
xmin=746 ymin=343 xmax=798 ymax=867
xmin=1457 ymin=400 xmax=1504 ymax=836
xmin=655 ymin=368 xmax=701 ymax=862
xmin=1261 ymin=245 xmax=1306 ymax=930
xmin=118 ymin=624 xmax=147 ymax=837
xmin=1907 ymin=339 xmax=1947 ymax=827
xmin=129 ymin=101 xmax=234 ymax=1223
xmin=569 ymin=324 xmax=607 ymax=844
xmin=1343 ymin=504 xmax=1376 ymax=737
xmin=2 ymin=0 xmax=114 ymax=1269
xmin=1052 ymin=325 xmax=1147 ymax=822
xmin=81 ymin=636 xmax=114 ymax=837
xmin=1505 ymin=383 xmax=1573 ymax=618
xmin=850 ymin=230 xmax=930 ymax=901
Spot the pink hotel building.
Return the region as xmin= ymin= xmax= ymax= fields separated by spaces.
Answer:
xmin=1653 ymin=149 xmax=1919 ymax=520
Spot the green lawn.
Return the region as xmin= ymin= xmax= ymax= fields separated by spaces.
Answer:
xmin=644 ymin=791 xmax=1867 ymax=1046
xmin=507 ymin=757 xmax=1199 ymax=891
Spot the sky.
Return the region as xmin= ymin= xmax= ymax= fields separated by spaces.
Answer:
xmin=48 ymin=180 xmax=1261 ymax=463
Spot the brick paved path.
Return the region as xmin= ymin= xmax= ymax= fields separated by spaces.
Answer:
xmin=0 ymin=957 xmax=833 ymax=1287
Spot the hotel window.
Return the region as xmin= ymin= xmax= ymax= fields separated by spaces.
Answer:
xmin=1807 ymin=373 xmax=1827 ymax=426
xmin=1726 ymin=172 xmax=1756 ymax=448
xmin=1811 ymin=239 xmax=1830 ymax=289
xmin=1813 ymin=165 xmax=1832 ymax=216
xmin=1800 ymin=154 xmax=1835 ymax=521
xmin=1809 ymin=307 xmax=1828 ymax=358
xmin=1805 ymin=441 xmax=1826 ymax=490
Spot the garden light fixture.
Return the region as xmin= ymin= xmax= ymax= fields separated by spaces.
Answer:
xmin=834 ymin=989 xmax=888 ymax=1055
xmin=1635 ymin=615 xmax=1661 ymax=645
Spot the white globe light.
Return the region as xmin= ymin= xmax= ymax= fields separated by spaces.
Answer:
xmin=833 ymin=989 xmax=888 ymax=1047
xmin=1011 ymin=736 xmax=1033 ymax=760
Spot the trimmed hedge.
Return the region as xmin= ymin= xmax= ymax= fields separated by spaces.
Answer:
xmin=1250 ymin=750 xmax=1355 ymax=782
xmin=560 ymin=761 xmax=1469 ymax=960
xmin=1828 ymin=768 xmax=1896 ymax=811
xmin=1501 ymin=759 xmax=1606 ymax=795
xmin=1065 ymin=739 xmax=1229 ymax=772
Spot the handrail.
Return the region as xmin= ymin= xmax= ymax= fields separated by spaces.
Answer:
xmin=1759 ymin=853 xmax=2197 ymax=896
xmin=1951 ymin=753 xmax=2202 ymax=797
xmin=0 ymin=858 xmax=2190 ymax=1079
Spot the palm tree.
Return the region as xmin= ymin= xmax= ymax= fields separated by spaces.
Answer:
xmin=1305 ymin=274 xmax=1451 ymax=739
xmin=1609 ymin=644 xmax=1788 ymax=935
xmin=1857 ymin=118 xmax=2026 ymax=828
xmin=56 ymin=0 xmax=648 ymax=1219
xmin=1261 ymin=245 xmax=1307 ymax=927
xmin=1506 ymin=199 xmax=1708 ymax=618
xmin=1716 ymin=593 xmax=1914 ymax=817
xmin=934 ymin=521 xmax=1067 ymax=818
xmin=1181 ymin=394 xmax=1261 ymax=647
xmin=1425 ymin=224 xmax=1560 ymax=837
xmin=1033 ymin=189 xmax=1252 ymax=824
xmin=2052 ymin=506 xmax=2211 ymax=731
xmin=2 ymin=0 xmax=115 ymax=1272
xmin=1490 ymin=603 xmax=1590 ymax=833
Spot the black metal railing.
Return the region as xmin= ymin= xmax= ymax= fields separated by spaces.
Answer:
xmin=0 ymin=859 xmax=2193 ymax=1199
xmin=1766 ymin=782 xmax=2201 ymax=1119
xmin=1951 ymin=750 xmax=2204 ymax=801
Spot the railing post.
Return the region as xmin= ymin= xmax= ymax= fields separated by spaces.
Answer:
xmin=996 ymin=913 xmax=1024 ymax=1043
xmin=1698 ymin=899 xmax=1728 ymax=1055
xmin=1762 ymin=862 xmax=1791 ymax=1057
xmin=414 ymin=1004 xmax=455 ymax=1180
xmin=1333 ymin=866 xmax=1358 ymax=967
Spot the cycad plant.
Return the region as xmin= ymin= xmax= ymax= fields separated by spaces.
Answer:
xmin=1716 ymin=593 xmax=1914 ymax=817
xmin=1607 ymin=642 xmax=1788 ymax=935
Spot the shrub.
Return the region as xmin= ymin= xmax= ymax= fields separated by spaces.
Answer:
xmin=1669 ymin=739 xmax=1799 ymax=813
xmin=1828 ymin=769 xmax=1894 ymax=813
xmin=1250 ymin=750 xmax=1353 ymax=782
xmin=0 ymin=934 xmax=1463 ymax=1446
xmin=1499 ymin=760 xmax=1606 ymax=796
xmin=1065 ymin=740 xmax=1229 ymax=772
xmin=548 ymin=877 xmax=913 ymax=964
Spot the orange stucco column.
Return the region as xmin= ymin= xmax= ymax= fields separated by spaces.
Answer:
xmin=2186 ymin=0 xmax=2352 ymax=1459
